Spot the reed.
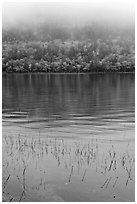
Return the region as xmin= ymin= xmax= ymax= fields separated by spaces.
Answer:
xmin=2 ymin=135 xmax=135 ymax=201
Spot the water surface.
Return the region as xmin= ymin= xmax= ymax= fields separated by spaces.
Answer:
xmin=2 ymin=73 xmax=135 ymax=202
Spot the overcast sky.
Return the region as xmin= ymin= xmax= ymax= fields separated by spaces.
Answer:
xmin=2 ymin=0 xmax=135 ymax=28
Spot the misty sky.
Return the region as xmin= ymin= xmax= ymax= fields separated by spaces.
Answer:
xmin=2 ymin=0 xmax=135 ymax=28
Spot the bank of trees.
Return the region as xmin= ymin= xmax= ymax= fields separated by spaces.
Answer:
xmin=2 ymin=23 xmax=135 ymax=73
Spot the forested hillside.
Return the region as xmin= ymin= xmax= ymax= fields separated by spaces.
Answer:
xmin=2 ymin=22 xmax=135 ymax=73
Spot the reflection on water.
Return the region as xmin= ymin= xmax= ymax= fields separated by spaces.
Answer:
xmin=2 ymin=73 xmax=135 ymax=116
xmin=2 ymin=73 xmax=135 ymax=201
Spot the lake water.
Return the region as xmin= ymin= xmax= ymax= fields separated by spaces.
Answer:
xmin=2 ymin=73 xmax=135 ymax=202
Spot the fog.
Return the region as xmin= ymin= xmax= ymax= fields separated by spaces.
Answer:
xmin=2 ymin=1 xmax=134 ymax=29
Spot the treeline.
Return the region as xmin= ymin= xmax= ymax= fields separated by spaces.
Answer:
xmin=2 ymin=23 xmax=135 ymax=73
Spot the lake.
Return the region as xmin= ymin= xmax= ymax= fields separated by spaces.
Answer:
xmin=2 ymin=73 xmax=135 ymax=202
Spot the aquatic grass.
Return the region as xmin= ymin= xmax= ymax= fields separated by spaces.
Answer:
xmin=113 ymin=176 xmax=119 ymax=188
xmin=68 ymin=165 xmax=74 ymax=183
xmin=81 ymin=168 xmax=87 ymax=182
xmin=105 ymin=177 xmax=112 ymax=188
xmin=3 ymin=174 xmax=10 ymax=189
xmin=2 ymin=135 xmax=135 ymax=201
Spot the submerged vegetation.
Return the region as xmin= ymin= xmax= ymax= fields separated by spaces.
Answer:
xmin=2 ymin=23 xmax=135 ymax=73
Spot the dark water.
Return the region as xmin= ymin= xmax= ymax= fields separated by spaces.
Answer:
xmin=2 ymin=73 xmax=135 ymax=136
xmin=2 ymin=73 xmax=135 ymax=202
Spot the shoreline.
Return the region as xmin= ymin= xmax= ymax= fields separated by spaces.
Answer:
xmin=2 ymin=71 xmax=135 ymax=75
